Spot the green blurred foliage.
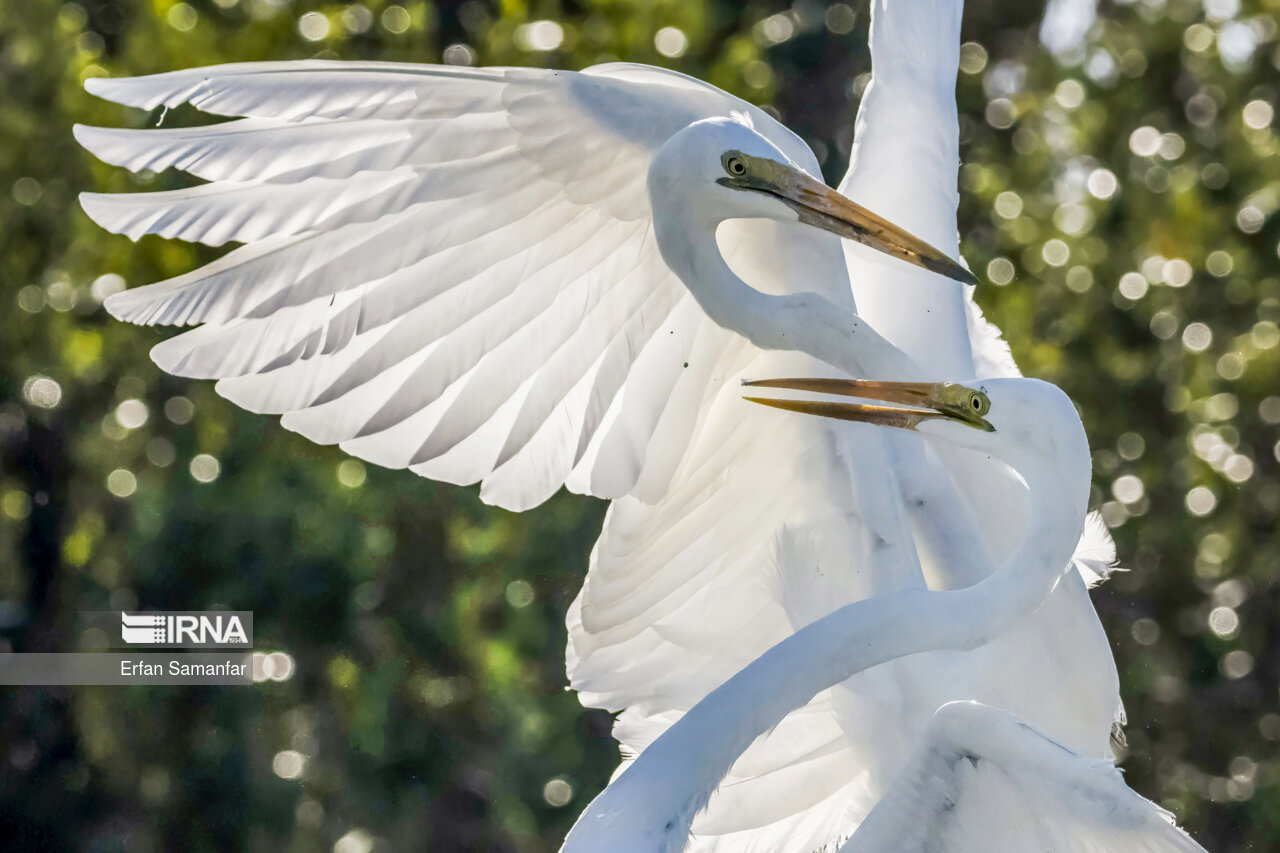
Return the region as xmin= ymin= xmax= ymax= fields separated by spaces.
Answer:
xmin=0 ymin=0 xmax=1277 ymax=850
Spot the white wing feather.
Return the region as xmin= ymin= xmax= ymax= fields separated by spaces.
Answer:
xmin=79 ymin=61 xmax=816 ymax=511
xmin=843 ymin=702 xmax=1205 ymax=853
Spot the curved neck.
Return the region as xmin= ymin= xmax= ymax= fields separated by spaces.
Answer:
xmin=651 ymin=200 xmax=917 ymax=380
xmin=561 ymin=435 xmax=1085 ymax=852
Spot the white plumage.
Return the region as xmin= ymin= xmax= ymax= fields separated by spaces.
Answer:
xmin=80 ymin=62 xmax=811 ymax=511
xmin=566 ymin=3 xmax=1129 ymax=850
xmin=562 ymin=376 xmax=1202 ymax=852
xmin=845 ymin=701 xmax=1203 ymax=853
xmin=76 ymin=1 xmax=1200 ymax=849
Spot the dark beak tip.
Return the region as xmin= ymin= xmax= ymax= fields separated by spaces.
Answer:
xmin=939 ymin=261 xmax=979 ymax=287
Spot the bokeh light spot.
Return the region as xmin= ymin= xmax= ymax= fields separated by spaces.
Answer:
xmin=505 ymin=579 xmax=535 ymax=608
xmin=824 ymin=5 xmax=857 ymax=35
xmin=1221 ymin=650 xmax=1254 ymax=679
xmin=994 ymin=191 xmax=1023 ymax=218
xmin=297 ymin=12 xmax=330 ymax=41
xmin=168 ymin=3 xmax=198 ymax=32
xmin=106 ymin=469 xmax=137 ymax=498
xmin=115 ymin=399 xmax=149 ymax=430
xmin=23 ymin=375 xmax=62 ymax=409
xmin=959 ymin=42 xmax=988 ymax=75
xmin=1186 ymin=486 xmax=1217 ymax=516
xmin=1118 ymin=272 xmax=1148 ymax=300
xmin=543 ymin=777 xmax=574 ymax=807
xmin=1243 ymin=99 xmax=1273 ymax=129
xmin=987 ymin=257 xmax=1015 ymax=285
xmin=1132 ymin=618 xmax=1160 ymax=646
xmin=337 ymin=459 xmax=366 ymax=489
xmin=1054 ymin=79 xmax=1085 ymax=109
xmin=381 ymin=6 xmax=410 ymax=35
xmin=272 ymin=749 xmax=306 ymax=779
xmin=1162 ymin=259 xmax=1192 ymax=287
xmin=1129 ymin=126 xmax=1161 ymax=156
xmin=1182 ymin=322 xmax=1213 ymax=352
xmin=1113 ymin=474 xmax=1145 ymax=504
xmin=334 ymin=829 xmax=375 ymax=853
xmin=515 ymin=20 xmax=563 ymax=51
xmin=190 ymin=454 xmax=221 ymax=484
xmin=1209 ymin=606 xmax=1239 ymax=638
xmin=1205 ymin=250 xmax=1234 ymax=277
xmin=342 ymin=5 xmax=373 ymax=33
xmin=164 ymin=396 xmax=194 ymax=425
xmin=654 ymin=27 xmax=688 ymax=58
xmin=1042 ymin=239 xmax=1069 ymax=266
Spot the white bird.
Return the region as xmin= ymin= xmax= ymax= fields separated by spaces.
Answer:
xmin=74 ymin=3 xmax=1136 ymax=850
xmin=562 ymin=376 xmax=1203 ymax=853
xmin=563 ymin=2 xmax=1127 ymax=849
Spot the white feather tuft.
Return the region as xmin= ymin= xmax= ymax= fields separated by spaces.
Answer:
xmin=1072 ymin=511 xmax=1120 ymax=587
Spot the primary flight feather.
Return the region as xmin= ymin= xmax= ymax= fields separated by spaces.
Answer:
xmin=78 ymin=60 xmax=966 ymax=513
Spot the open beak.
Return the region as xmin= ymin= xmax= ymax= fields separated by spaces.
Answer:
xmin=741 ymin=377 xmax=995 ymax=432
xmin=720 ymin=160 xmax=977 ymax=286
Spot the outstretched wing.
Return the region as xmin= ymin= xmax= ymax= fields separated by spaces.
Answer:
xmin=844 ymin=702 xmax=1206 ymax=853
xmin=78 ymin=61 xmax=816 ymax=511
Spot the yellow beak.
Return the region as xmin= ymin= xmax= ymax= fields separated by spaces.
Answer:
xmin=741 ymin=377 xmax=995 ymax=432
xmin=719 ymin=157 xmax=977 ymax=286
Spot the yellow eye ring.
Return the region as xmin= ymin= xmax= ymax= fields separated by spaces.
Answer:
xmin=725 ymin=156 xmax=746 ymax=176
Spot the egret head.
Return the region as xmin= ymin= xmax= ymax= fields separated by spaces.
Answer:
xmin=650 ymin=118 xmax=976 ymax=285
xmin=742 ymin=376 xmax=1090 ymax=498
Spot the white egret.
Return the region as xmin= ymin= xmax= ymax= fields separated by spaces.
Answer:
xmin=562 ymin=377 xmax=1203 ymax=853
xmin=75 ymin=59 xmax=1002 ymax=844
xmin=74 ymin=5 xmax=1135 ymax=850
xmin=563 ymin=3 xmax=1126 ymax=849
xmin=76 ymin=65 xmax=971 ymax=744
xmin=76 ymin=64 xmax=972 ymax=786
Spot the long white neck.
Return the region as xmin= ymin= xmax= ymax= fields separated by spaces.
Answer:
xmin=560 ymin=425 xmax=1087 ymax=853
xmin=651 ymin=200 xmax=918 ymax=380
xmin=840 ymin=0 xmax=972 ymax=377
xmin=650 ymin=202 xmax=932 ymax=591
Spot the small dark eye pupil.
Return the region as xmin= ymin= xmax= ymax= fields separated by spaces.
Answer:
xmin=730 ymin=158 xmax=745 ymax=174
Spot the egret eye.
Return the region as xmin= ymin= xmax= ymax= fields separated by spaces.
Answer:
xmin=969 ymin=392 xmax=990 ymax=416
xmin=724 ymin=155 xmax=747 ymax=177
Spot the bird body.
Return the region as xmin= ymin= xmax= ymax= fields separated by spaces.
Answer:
xmin=841 ymin=0 xmax=1124 ymax=787
xmin=75 ymin=6 xmax=1181 ymax=849
xmin=566 ymin=2 xmax=1123 ymax=848
xmin=80 ymin=58 xmax=978 ymax=848
xmin=564 ymin=377 xmax=1201 ymax=853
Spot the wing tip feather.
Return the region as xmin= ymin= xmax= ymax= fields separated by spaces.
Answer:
xmin=78 ymin=191 xmax=132 ymax=238
xmin=83 ymin=74 xmax=154 ymax=108
xmin=74 ymin=124 xmax=132 ymax=167
xmin=149 ymin=335 xmax=194 ymax=375
xmin=71 ymin=122 xmax=94 ymax=147
xmin=83 ymin=75 xmax=113 ymax=98
xmin=104 ymin=285 xmax=164 ymax=325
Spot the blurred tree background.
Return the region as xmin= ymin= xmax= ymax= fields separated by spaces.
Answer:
xmin=1 ymin=0 xmax=1278 ymax=849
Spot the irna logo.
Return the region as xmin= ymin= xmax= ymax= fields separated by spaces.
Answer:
xmin=119 ymin=611 xmax=252 ymax=647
